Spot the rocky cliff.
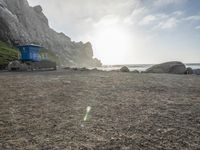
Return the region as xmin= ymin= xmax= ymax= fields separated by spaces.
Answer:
xmin=0 ymin=0 xmax=101 ymax=67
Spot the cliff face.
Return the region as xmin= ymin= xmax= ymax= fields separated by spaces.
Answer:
xmin=0 ymin=0 xmax=101 ymax=67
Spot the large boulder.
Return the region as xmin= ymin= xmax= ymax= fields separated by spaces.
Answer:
xmin=120 ymin=66 xmax=130 ymax=72
xmin=145 ymin=61 xmax=186 ymax=74
xmin=132 ymin=70 xmax=140 ymax=73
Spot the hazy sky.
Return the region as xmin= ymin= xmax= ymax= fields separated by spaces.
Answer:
xmin=28 ymin=0 xmax=200 ymax=65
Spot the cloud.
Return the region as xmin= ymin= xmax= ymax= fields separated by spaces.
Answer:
xmin=123 ymin=7 xmax=147 ymax=25
xmin=195 ymin=26 xmax=200 ymax=29
xmin=154 ymin=0 xmax=188 ymax=6
xmin=172 ymin=11 xmax=184 ymax=16
xmin=28 ymin=0 xmax=136 ymax=20
xmin=27 ymin=0 xmax=139 ymax=40
xmin=94 ymin=15 xmax=119 ymax=27
xmin=156 ymin=17 xmax=178 ymax=29
xmin=139 ymin=15 xmax=157 ymax=25
xmin=185 ymin=15 xmax=200 ymax=21
xmin=138 ymin=12 xmax=181 ymax=30
xmin=28 ymin=0 xmax=186 ymax=33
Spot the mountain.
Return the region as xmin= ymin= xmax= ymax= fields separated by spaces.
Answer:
xmin=0 ymin=0 xmax=101 ymax=67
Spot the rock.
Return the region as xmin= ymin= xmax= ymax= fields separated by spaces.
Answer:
xmin=72 ymin=68 xmax=78 ymax=71
xmin=79 ymin=67 xmax=89 ymax=71
xmin=145 ymin=61 xmax=186 ymax=74
xmin=63 ymin=67 xmax=71 ymax=70
xmin=91 ymin=68 xmax=99 ymax=71
xmin=120 ymin=66 xmax=130 ymax=72
xmin=193 ymin=69 xmax=200 ymax=75
xmin=0 ymin=0 xmax=101 ymax=67
xmin=185 ymin=67 xmax=193 ymax=74
xmin=33 ymin=5 xmax=42 ymax=13
xmin=8 ymin=60 xmax=28 ymax=71
xmin=63 ymin=67 xmax=90 ymax=71
xmin=132 ymin=70 xmax=140 ymax=73
xmin=169 ymin=64 xmax=186 ymax=74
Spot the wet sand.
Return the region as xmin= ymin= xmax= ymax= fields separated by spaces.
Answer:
xmin=0 ymin=70 xmax=200 ymax=149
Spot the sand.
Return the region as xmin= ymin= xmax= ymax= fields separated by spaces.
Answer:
xmin=0 ymin=70 xmax=200 ymax=150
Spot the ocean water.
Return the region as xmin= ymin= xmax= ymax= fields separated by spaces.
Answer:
xmin=98 ymin=63 xmax=200 ymax=72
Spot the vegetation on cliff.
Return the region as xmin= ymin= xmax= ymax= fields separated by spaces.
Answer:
xmin=0 ymin=41 xmax=18 ymax=69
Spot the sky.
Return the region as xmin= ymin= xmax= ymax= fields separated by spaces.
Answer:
xmin=28 ymin=0 xmax=200 ymax=65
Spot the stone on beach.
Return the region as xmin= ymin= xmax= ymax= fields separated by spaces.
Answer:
xmin=120 ymin=66 xmax=130 ymax=72
xmin=145 ymin=61 xmax=186 ymax=74
xmin=132 ymin=70 xmax=140 ymax=73
xmin=79 ymin=67 xmax=90 ymax=71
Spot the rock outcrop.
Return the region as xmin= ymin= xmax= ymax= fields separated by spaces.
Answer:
xmin=0 ymin=0 xmax=101 ymax=67
xmin=120 ymin=66 xmax=130 ymax=72
xmin=145 ymin=61 xmax=186 ymax=74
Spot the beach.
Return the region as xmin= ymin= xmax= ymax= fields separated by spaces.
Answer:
xmin=0 ymin=70 xmax=200 ymax=149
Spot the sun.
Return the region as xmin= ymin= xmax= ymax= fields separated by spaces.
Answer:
xmin=92 ymin=26 xmax=132 ymax=65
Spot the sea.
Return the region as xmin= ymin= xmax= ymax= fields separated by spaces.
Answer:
xmin=97 ymin=63 xmax=200 ymax=72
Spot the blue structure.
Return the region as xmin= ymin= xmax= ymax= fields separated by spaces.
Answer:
xmin=17 ymin=44 xmax=42 ymax=61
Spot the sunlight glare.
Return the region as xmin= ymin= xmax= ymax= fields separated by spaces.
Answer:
xmin=93 ymin=26 xmax=133 ymax=65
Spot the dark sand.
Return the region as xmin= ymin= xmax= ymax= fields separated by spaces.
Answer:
xmin=0 ymin=70 xmax=200 ymax=150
